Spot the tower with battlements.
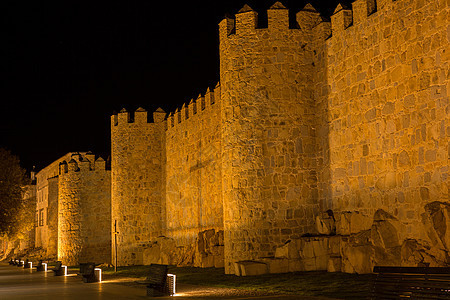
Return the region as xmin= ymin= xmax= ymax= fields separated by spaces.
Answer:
xmin=111 ymin=107 xmax=166 ymax=265
xmin=219 ymin=2 xmax=322 ymax=273
xmin=58 ymin=152 xmax=111 ymax=266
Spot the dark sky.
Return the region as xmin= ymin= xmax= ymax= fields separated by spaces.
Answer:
xmin=2 ymin=0 xmax=343 ymax=171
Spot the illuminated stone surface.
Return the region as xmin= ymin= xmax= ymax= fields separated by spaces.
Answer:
xmin=58 ymin=153 xmax=111 ymax=266
xmin=105 ymin=0 xmax=449 ymax=273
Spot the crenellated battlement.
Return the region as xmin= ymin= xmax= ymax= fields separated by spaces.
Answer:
xmin=165 ymin=83 xmax=220 ymax=130
xmin=111 ymin=107 xmax=166 ymax=127
xmin=219 ymin=0 xmax=402 ymax=44
xmin=59 ymin=152 xmax=108 ymax=174
xmin=219 ymin=2 xmax=297 ymax=39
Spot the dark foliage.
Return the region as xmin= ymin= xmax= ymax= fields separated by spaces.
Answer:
xmin=0 ymin=148 xmax=28 ymax=237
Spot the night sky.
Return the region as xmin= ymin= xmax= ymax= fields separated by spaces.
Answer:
xmin=2 ymin=0 xmax=343 ymax=172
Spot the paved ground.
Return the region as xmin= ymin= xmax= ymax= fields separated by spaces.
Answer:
xmin=0 ymin=263 xmax=334 ymax=299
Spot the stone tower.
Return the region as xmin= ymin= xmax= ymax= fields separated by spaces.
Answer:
xmin=111 ymin=107 xmax=166 ymax=265
xmin=219 ymin=2 xmax=321 ymax=273
xmin=57 ymin=152 xmax=111 ymax=266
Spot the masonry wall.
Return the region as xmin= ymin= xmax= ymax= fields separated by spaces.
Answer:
xmin=58 ymin=153 xmax=111 ymax=266
xmin=165 ymin=87 xmax=223 ymax=246
xmin=324 ymin=0 xmax=449 ymax=237
xmin=219 ymin=3 xmax=321 ymax=273
xmin=106 ymin=0 xmax=449 ymax=273
xmin=35 ymin=153 xmax=78 ymax=258
xmin=111 ymin=108 xmax=166 ymax=265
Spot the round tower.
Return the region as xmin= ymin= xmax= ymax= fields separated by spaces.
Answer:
xmin=57 ymin=156 xmax=83 ymax=266
xmin=111 ymin=107 xmax=166 ymax=265
xmin=219 ymin=2 xmax=321 ymax=273
xmin=58 ymin=153 xmax=112 ymax=266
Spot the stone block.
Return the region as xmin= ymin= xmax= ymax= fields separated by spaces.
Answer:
xmin=285 ymin=259 xmax=299 ymax=272
xmin=214 ymin=255 xmax=224 ymax=268
xmin=336 ymin=211 xmax=372 ymax=235
xmin=423 ymin=201 xmax=450 ymax=251
xmin=341 ymin=244 xmax=374 ymax=274
xmin=328 ymin=236 xmax=341 ymax=256
xmin=275 ymin=240 xmax=300 ymax=259
xmin=260 ymin=257 xmax=289 ymax=274
xmin=235 ymin=261 xmax=268 ymax=276
xmin=327 ymin=256 xmax=342 ymax=272
xmin=200 ymin=254 xmax=215 ymax=268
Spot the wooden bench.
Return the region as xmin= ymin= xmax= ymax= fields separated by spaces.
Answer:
xmin=23 ymin=259 xmax=30 ymax=269
xmin=372 ymin=266 xmax=450 ymax=299
xmin=136 ymin=264 xmax=169 ymax=297
xmin=52 ymin=261 xmax=65 ymax=276
xmin=17 ymin=259 xmax=24 ymax=267
xmin=79 ymin=262 xmax=99 ymax=283
xmin=36 ymin=260 xmax=46 ymax=272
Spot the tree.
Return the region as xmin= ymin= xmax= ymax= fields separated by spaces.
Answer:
xmin=0 ymin=148 xmax=28 ymax=237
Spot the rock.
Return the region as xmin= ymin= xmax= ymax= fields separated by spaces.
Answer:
xmin=341 ymin=243 xmax=374 ymax=274
xmin=288 ymin=259 xmax=302 ymax=272
xmin=373 ymin=245 xmax=401 ymax=267
xmin=143 ymin=236 xmax=178 ymax=265
xmin=327 ymin=256 xmax=342 ymax=272
xmin=315 ymin=210 xmax=336 ymax=235
xmin=235 ymin=260 xmax=268 ymax=276
xmin=275 ymin=240 xmax=300 ymax=259
xmin=401 ymin=239 xmax=448 ymax=267
xmin=298 ymin=237 xmax=329 ymax=271
xmin=371 ymin=218 xmax=401 ymax=249
xmin=336 ymin=211 xmax=372 ymax=235
xmin=199 ymin=253 xmax=214 ymax=268
xmin=260 ymin=257 xmax=289 ymax=274
xmin=423 ymin=201 xmax=450 ymax=251
xmin=214 ymin=255 xmax=225 ymax=268
xmin=328 ymin=235 xmax=341 ymax=256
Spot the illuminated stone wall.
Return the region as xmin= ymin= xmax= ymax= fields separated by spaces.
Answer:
xmin=111 ymin=108 xmax=166 ymax=265
xmin=35 ymin=152 xmax=79 ymax=258
xmin=58 ymin=153 xmax=111 ymax=266
xmin=323 ymin=0 xmax=449 ymax=241
xmin=219 ymin=3 xmax=320 ymax=273
xmin=165 ymin=87 xmax=223 ymax=247
xmin=109 ymin=0 xmax=449 ymax=272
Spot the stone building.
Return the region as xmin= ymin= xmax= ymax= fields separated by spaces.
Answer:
xmin=111 ymin=0 xmax=449 ymax=274
xmin=34 ymin=152 xmax=111 ymax=265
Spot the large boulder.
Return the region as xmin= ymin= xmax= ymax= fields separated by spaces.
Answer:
xmin=234 ymin=260 xmax=268 ymax=276
xmin=422 ymin=201 xmax=450 ymax=251
xmin=340 ymin=231 xmax=374 ymax=274
xmin=298 ymin=236 xmax=329 ymax=271
xmin=336 ymin=211 xmax=372 ymax=235
xmin=400 ymin=238 xmax=448 ymax=267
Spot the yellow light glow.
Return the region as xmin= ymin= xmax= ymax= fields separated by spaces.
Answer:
xmin=62 ymin=265 xmax=67 ymax=276
xmin=94 ymin=268 xmax=102 ymax=282
xmin=167 ymin=273 xmax=176 ymax=296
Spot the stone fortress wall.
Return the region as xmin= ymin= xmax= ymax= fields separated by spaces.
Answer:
xmin=111 ymin=108 xmax=166 ymax=265
xmin=165 ymin=85 xmax=223 ymax=247
xmin=112 ymin=0 xmax=449 ymax=274
xmin=58 ymin=153 xmax=111 ymax=266
xmin=35 ymin=152 xmax=81 ymax=258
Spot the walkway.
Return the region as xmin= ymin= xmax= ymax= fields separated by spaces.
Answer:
xmin=0 ymin=263 xmax=334 ymax=299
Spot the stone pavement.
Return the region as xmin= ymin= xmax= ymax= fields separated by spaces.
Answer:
xmin=0 ymin=263 xmax=335 ymax=299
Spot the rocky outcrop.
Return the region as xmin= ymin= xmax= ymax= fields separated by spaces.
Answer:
xmin=143 ymin=229 xmax=224 ymax=268
xmin=253 ymin=205 xmax=450 ymax=275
